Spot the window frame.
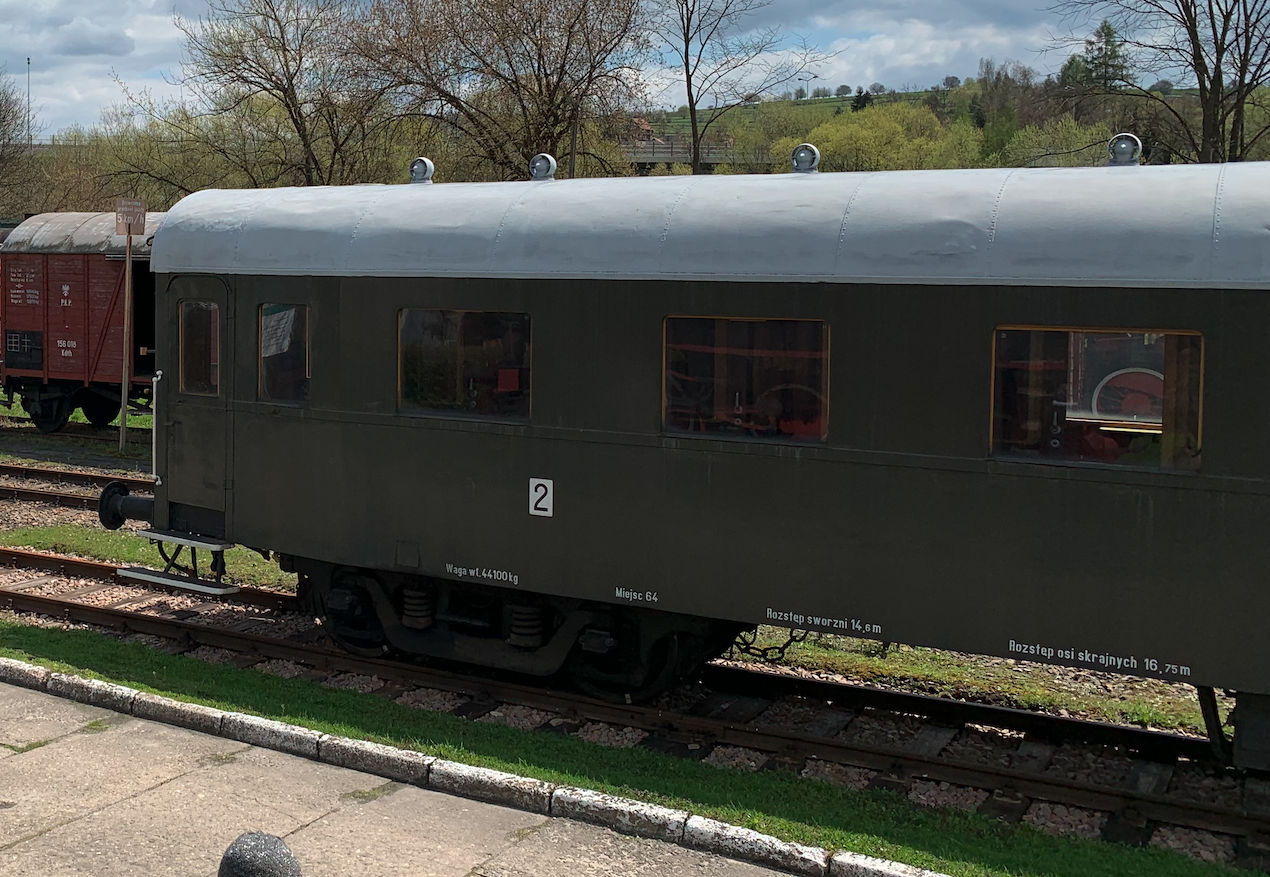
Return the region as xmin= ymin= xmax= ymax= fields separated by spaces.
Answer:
xmin=661 ymin=314 xmax=831 ymax=443
xmin=396 ymin=308 xmax=533 ymax=421
xmin=257 ymin=303 xmax=312 ymax=404
xmin=177 ymin=299 xmax=221 ymax=398
xmin=989 ymin=323 xmax=1204 ymax=469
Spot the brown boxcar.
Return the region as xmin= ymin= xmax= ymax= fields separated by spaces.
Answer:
xmin=1 ymin=212 xmax=165 ymax=431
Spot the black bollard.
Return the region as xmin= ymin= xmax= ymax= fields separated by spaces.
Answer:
xmin=218 ymin=832 xmax=303 ymax=877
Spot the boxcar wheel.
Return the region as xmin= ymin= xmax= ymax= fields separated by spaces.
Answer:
xmin=79 ymin=393 xmax=119 ymax=428
xmin=24 ymin=395 xmax=71 ymax=434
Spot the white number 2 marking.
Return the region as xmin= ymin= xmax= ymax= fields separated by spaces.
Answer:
xmin=528 ymin=478 xmax=553 ymax=517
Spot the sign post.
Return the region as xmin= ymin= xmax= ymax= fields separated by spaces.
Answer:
xmin=115 ymin=198 xmax=146 ymax=451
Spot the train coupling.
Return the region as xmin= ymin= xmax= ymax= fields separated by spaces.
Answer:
xmin=98 ymin=481 xmax=155 ymax=530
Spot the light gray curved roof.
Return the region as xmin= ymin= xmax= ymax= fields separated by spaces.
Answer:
xmin=151 ymin=163 xmax=1269 ymax=288
xmin=1 ymin=212 xmax=166 ymax=258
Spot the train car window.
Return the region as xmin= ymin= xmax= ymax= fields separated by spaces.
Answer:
xmin=178 ymin=301 xmax=220 ymax=396
xmin=398 ymin=310 xmax=530 ymax=418
xmin=664 ymin=317 xmax=828 ymax=442
xmin=994 ymin=328 xmax=1202 ymax=470
xmin=259 ymin=304 xmax=310 ymax=403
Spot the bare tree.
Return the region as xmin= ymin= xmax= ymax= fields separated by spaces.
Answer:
xmin=653 ymin=0 xmax=831 ymax=173
xmin=356 ymin=0 xmax=648 ymax=180
xmin=0 ymin=67 xmax=27 ymax=185
xmin=1050 ymin=0 xmax=1270 ymax=161
xmin=0 ymin=66 xmax=44 ymax=218
xmin=116 ymin=0 xmax=405 ymax=191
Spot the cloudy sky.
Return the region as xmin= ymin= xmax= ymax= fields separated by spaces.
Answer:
xmin=0 ymin=0 xmax=1080 ymax=136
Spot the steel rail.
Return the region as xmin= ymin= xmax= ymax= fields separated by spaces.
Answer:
xmin=0 ymin=462 xmax=153 ymax=491
xmin=0 ymin=576 xmax=1265 ymax=841
xmin=0 ymin=484 xmax=97 ymax=508
xmin=700 ymin=665 xmax=1216 ymax=764
xmin=0 ymin=547 xmax=296 ymax=612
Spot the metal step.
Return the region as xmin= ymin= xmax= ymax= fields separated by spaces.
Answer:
xmin=137 ymin=529 xmax=234 ymax=552
xmin=117 ymin=566 xmax=239 ymax=596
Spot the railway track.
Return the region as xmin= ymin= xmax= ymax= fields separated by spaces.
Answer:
xmin=0 ymin=462 xmax=153 ymax=508
xmin=1 ymin=547 xmax=1267 ymax=864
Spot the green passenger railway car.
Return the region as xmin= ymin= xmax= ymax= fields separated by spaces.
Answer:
xmin=99 ymin=148 xmax=1270 ymax=769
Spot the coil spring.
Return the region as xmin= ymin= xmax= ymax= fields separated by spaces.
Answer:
xmin=508 ymin=605 xmax=546 ymax=648
xmin=401 ymin=587 xmax=436 ymax=629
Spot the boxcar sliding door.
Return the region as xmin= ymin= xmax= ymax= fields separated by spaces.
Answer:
xmin=160 ymin=275 xmax=231 ymax=538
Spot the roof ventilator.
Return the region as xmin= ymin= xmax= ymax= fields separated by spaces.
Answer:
xmin=529 ymin=153 xmax=557 ymax=181
xmin=791 ymin=142 xmax=820 ymax=173
xmin=409 ymin=157 xmax=435 ymax=184
xmin=1107 ymin=133 xmax=1142 ymax=166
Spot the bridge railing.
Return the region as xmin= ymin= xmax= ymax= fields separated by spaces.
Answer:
xmin=621 ymin=142 xmax=731 ymax=164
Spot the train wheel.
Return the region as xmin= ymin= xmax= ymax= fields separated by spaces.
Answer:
xmin=572 ymin=632 xmax=685 ymax=703
xmin=322 ymin=576 xmax=392 ymax=658
xmin=79 ymin=393 xmax=119 ymax=428
xmin=23 ymin=395 xmax=71 ymax=434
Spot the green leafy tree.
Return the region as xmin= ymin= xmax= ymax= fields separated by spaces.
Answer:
xmin=1082 ymin=20 xmax=1132 ymax=87
xmin=851 ymin=86 xmax=872 ymax=112
xmin=980 ymin=107 xmax=1019 ymax=158
xmin=1000 ymin=115 xmax=1114 ymax=166
xmin=715 ymin=98 xmax=835 ymax=171
xmin=1059 ymin=54 xmax=1091 ymax=87
xmin=834 ymin=84 xmax=851 ymax=97
xmin=1049 ymin=0 xmax=1270 ymax=161
xmin=772 ymin=103 xmax=983 ymax=172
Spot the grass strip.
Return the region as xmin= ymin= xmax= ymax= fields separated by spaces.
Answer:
xmin=0 ymin=525 xmax=294 ymax=591
xmin=739 ymin=627 xmax=1213 ymax=735
xmin=0 ymin=433 xmax=151 ymax=466
xmin=0 ymin=619 xmax=1250 ymax=877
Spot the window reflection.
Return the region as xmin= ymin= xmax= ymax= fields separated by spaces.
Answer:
xmin=664 ymin=317 xmax=828 ymax=442
xmin=259 ymin=304 xmax=310 ymax=403
xmin=399 ymin=310 xmax=530 ymax=418
xmin=994 ymin=328 xmax=1201 ymax=469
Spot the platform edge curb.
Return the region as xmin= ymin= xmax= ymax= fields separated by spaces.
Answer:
xmin=47 ymin=672 xmax=138 ymax=713
xmin=830 ymin=851 xmax=954 ymax=877
xmin=132 ymin=692 xmax=227 ymax=736
xmin=222 ymin=712 xmax=321 ymax=759
xmin=552 ymin=786 xmax=689 ymax=843
xmin=428 ymin=758 xmax=554 ymax=814
xmin=685 ymin=814 xmax=829 ymax=876
xmin=0 ymin=656 xmax=51 ymax=690
xmin=1 ymin=658 xmax=955 ymax=877
xmin=317 ymin=734 xmax=433 ymax=784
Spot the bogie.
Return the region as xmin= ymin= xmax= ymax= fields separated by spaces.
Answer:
xmin=292 ymin=557 xmax=743 ymax=700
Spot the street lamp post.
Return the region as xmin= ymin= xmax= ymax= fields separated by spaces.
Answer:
xmin=797 ymin=72 xmax=820 ymax=101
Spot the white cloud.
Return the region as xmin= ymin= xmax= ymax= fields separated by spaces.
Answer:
xmin=809 ymin=19 xmax=1058 ymax=95
xmin=0 ymin=0 xmax=184 ymax=132
xmin=51 ymin=17 xmax=136 ymax=57
xmin=0 ymin=0 xmax=1076 ymax=133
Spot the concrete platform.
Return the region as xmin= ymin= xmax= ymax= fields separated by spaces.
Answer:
xmin=0 ymin=682 xmax=785 ymax=876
